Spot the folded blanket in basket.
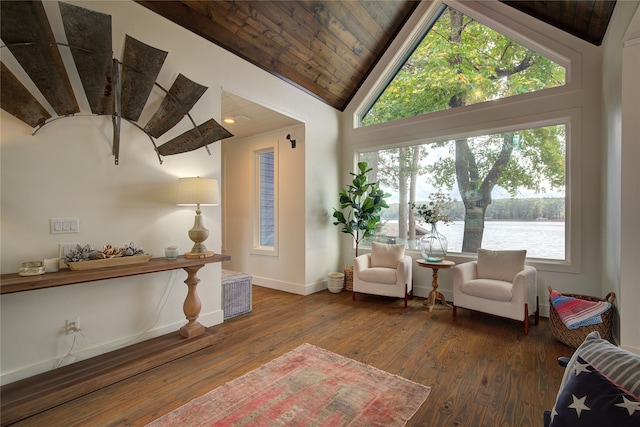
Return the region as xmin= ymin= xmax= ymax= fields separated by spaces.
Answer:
xmin=551 ymin=290 xmax=611 ymax=330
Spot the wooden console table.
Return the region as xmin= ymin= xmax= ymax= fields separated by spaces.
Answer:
xmin=0 ymin=254 xmax=229 ymax=425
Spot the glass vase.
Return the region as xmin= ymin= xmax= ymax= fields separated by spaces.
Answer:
xmin=420 ymin=222 xmax=448 ymax=262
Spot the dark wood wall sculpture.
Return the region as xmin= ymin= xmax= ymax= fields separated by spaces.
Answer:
xmin=0 ymin=1 xmax=233 ymax=165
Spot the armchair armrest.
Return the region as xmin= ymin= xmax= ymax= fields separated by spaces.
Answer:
xmin=354 ymin=253 xmax=372 ymax=275
xmin=396 ymin=255 xmax=413 ymax=292
xmin=453 ymin=261 xmax=477 ymax=291
xmin=512 ymin=265 xmax=537 ymax=305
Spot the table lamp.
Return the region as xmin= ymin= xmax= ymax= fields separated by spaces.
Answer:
xmin=176 ymin=177 xmax=219 ymax=258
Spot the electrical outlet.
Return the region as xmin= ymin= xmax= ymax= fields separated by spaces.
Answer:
xmin=65 ymin=317 xmax=80 ymax=335
xmin=59 ymin=242 xmax=79 ymax=263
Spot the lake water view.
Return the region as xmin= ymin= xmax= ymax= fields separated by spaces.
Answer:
xmin=384 ymin=221 xmax=565 ymax=260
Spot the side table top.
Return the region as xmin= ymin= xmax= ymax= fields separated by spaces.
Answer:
xmin=416 ymin=259 xmax=455 ymax=269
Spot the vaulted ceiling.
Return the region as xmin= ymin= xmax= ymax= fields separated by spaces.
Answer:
xmin=136 ymin=1 xmax=617 ymax=113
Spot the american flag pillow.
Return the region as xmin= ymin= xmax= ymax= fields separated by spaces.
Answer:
xmin=549 ymin=355 xmax=640 ymax=426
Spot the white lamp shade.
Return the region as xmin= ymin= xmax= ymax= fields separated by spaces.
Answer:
xmin=176 ymin=177 xmax=220 ymax=206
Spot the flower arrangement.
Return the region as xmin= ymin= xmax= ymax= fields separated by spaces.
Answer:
xmin=410 ymin=191 xmax=453 ymax=225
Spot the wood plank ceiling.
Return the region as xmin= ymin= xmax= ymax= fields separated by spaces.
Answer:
xmin=135 ymin=0 xmax=420 ymax=111
xmin=136 ymin=1 xmax=617 ymax=112
xmin=501 ymin=1 xmax=617 ymax=46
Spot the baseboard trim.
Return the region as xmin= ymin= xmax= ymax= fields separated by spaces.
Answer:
xmin=251 ymin=275 xmax=324 ymax=295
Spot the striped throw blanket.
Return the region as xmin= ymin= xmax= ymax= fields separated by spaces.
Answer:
xmin=551 ymin=290 xmax=611 ymax=330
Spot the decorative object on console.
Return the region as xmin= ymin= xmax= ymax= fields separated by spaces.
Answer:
xmin=63 ymin=242 xmax=151 ymax=270
xmin=177 ymin=177 xmax=219 ymax=258
xmin=164 ymin=246 xmax=178 ymax=260
xmin=43 ymin=258 xmax=60 ymax=273
xmin=18 ymin=261 xmax=45 ymax=276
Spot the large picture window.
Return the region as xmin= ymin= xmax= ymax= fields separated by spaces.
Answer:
xmin=359 ymin=122 xmax=566 ymax=261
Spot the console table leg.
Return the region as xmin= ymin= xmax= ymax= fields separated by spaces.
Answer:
xmin=180 ymin=265 xmax=206 ymax=338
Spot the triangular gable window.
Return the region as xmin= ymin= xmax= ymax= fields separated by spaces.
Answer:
xmin=360 ymin=4 xmax=566 ymax=126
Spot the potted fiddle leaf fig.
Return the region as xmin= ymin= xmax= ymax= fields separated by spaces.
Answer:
xmin=333 ymin=161 xmax=391 ymax=257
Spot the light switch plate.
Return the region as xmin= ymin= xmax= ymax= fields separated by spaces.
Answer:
xmin=50 ymin=218 xmax=79 ymax=234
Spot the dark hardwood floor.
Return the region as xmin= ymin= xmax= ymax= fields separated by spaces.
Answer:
xmin=9 ymin=286 xmax=571 ymax=426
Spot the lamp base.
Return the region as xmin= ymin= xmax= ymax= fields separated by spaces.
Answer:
xmin=184 ymin=251 xmax=215 ymax=259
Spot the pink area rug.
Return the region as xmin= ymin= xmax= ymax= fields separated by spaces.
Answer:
xmin=147 ymin=343 xmax=431 ymax=426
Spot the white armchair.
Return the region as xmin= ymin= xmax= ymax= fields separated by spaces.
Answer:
xmin=453 ymin=249 xmax=538 ymax=334
xmin=353 ymin=242 xmax=412 ymax=307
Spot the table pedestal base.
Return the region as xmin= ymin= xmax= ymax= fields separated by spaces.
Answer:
xmin=416 ymin=259 xmax=455 ymax=312
xmin=180 ymin=265 xmax=205 ymax=338
xmin=424 ymin=289 xmax=452 ymax=312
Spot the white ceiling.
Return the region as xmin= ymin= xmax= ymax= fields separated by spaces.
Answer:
xmin=221 ymin=91 xmax=301 ymax=142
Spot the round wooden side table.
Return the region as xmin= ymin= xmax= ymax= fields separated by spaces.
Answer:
xmin=416 ymin=259 xmax=456 ymax=312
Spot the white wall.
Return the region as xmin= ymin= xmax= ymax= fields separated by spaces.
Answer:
xmin=602 ymin=1 xmax=640 ymax=353
xmin=222 ymin=119 xmax=342 ymax=295
xmin=619 ymin=7 xmax=640 ymax=353
xmin=0 ymin=0 xmax=340 ymax=384
xmin=222 ymin=124 xmax=311 ymax=294
xmin=340 ymin=0 xmax=610 ymax=317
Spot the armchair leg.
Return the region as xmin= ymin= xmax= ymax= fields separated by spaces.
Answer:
xmin=409 ymin=278 xmax=414 ymax=299
xmin=524 ymin=303 xmax=529 ymax=335
xmin=535 ymin=296 xmax=540 ymax=325
xmin=352 ymin=290 xmax=355 ymax=302
xmin=404 ymin=283 xmax=408 ymax=308
xmin=452 ymin=305 xmax=457 ymax=317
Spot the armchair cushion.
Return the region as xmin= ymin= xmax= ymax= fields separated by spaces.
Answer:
xmin=461 ymin=279 xmax=513 ymax=301
xmin=477 ymin=249 xmax=526 ymax=282
xmin=358 ymin=267 xmax=398 ymax=284
xmin=370 ymin=242 xmax=405 ymax=269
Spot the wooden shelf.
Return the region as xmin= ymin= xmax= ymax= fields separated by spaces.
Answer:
xmin=1 ymin=254 xmax=229 ymax=294
xmin=0 ymin=254 xmax=230 ymax=425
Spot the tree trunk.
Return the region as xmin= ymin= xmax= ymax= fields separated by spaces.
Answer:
xmin=462 ymin=205 xmax=486 ymax=252
xmin=455 ymin=137 xmax=487 ymax=253
xmin=455 ymin=133 xmax=516 ymax=252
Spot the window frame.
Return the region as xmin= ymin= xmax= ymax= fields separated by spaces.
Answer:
xmin=354 ymin=108 xmax=582 ymax=274
xmin=251 ymin=146 xmax=279 ymax=257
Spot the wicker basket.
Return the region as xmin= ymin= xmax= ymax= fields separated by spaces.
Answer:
xmin=547 ymin=285 xmax=615 ymax=348
xmin=344 ymin=263 xmax=353 ymax=292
